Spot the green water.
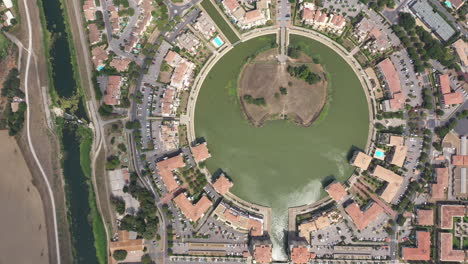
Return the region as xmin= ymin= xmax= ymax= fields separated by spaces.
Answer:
xmin=195 ymin=34 xmax=369 ymax=257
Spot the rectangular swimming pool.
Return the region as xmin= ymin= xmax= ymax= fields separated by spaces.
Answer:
xmin=375 ymin=150 xmax=385 ymax=158
xmin=212 ymin=36 xmax=224 ymax=48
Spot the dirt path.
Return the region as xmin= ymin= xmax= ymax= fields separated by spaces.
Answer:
xmin=0 ymin=131 xmax=49 ymax=264
xmin=14 ymin=0 xmax=73 ymax=262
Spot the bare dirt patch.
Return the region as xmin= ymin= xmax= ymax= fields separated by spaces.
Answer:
xmin=0 ymin=130 xmax=49 ymax=264
xmin=239 ymin=49 xmax=328 ymax=127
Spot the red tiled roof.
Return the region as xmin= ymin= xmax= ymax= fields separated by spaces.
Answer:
xmin=378 ymin=58 xmax=401 ymax=95
xmin=325 ymin=182 xmax=347 ymax=202
xmin=444 ymin=92 xmax=464 ymax=105
xmin=453 ymin=155 xmax=465 ymax=166
xmin=439 ymin=74 xmax=451 ymax=94
xmin=105 ymin=76 xmax=122 ymax=105
xmin=402 ymin=231 xmax=431 ymax=261
xmin=291 ymin=246 xmax=311 ymax=264
xmin=110 ymin=58 xmax=131 ymax=72
xmin=88 ymin=23 xmax=101 ymax=44
xmin=431 ymin=167 xmax=449 ymax=200
xmin=156 ymin=155 xmax=185 ymax=192
xmin=212 ymin=175 xmax=233 ymax=195
xmin=440 ymin=233 xmax=465 ymax=262
xmin=248 ymin=218 xmax=263 ymax=237
xmin=417 ymin=209 xmax=434 ymax=226
xmin=253 ymin=244 xmax=272 ymax=263
xmin=224 ymin=0 xmax=240 ymax=12
xmin=173 ymin=194 xmax=212 ymax=222
xmin=449 ymin=0 xmax=466 ymax=9
xmin=389 ymin=92 xmax=405 ymax=110
xmin=191 ymin=142 xmax=211 ymax=163
xmin=302 ymin=8 xmax=314 ymax=21
xmin=440 ymin=204 xmax=466 ymax=229
xmin=345 ymin=202 xmax=384 ymax=230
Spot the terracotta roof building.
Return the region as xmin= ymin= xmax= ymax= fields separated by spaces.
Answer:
xmin=325 ymin=181 xmax=347 ymax=202
xmin=213 ymin=203 xmax=264 ymax=236
xmin=448 ymin=0 xmax=466 ymax=10
xmin=156 ymin=155 xmax=185 ymax=192
xmin=88 ymin=23 xmax=101 ymax=44
xmin=109 ymin=230 xmax=144 ymax=264
xmin=440 ymin=233 xmax=466 ymax=262
xmin=253 ymin=244 xmax=272 ymax=263
xmin=372 ymin=165 xmax=404 ymax=203
xmin=104 ymin=76 xmax=122 ymax=105
xmin=110 ymin=58 xmax=131 ymax=72
xmin=191 ymin=142 xmax=211 ymax=163
xmin=417 ymin=209 xmax=434 ymax=226
xmin=378 ymin=58 xmax=401 ymax=95
xmin=91 ymin=46 xmax=108 ymax=69
xmin=164 ymin=50 xmax=182 ymax=67
xmin=440 ymin=204 xmax=466 ymax=229
xmin=452 ymin=39 xmax=468 ymax=68
xmin=444 ymin=92 xmax=464 ymax=105
xmin=439 ymin=74 xmax=452 ymax=94
xmin=291 ymin=245 xmax=311 ymax=264
xmin=351 ymin=151 xmax=372 ymax=170
xmin=243 ymin=9 xmax=265 ymax=24
xmin=431 ymin=167 xmax=449 ymax=200
xmin=212 ymin=175 xmax=233 ymax=195
xmin=345 ymin=202 xmax=384 ymax=230
xmin=389 ymin=135 xmax=404 ymax=146
xmin=173 ymin=194 xmax=212 ymax=222
xmin=453 ymin=155 xmax=468 ymax=166
xmin=223 ymin=0 xmax=240 ymax=13
xmin=390 ymin=145 xmax=407 ymax=167
xmin=402 ymin=231 xmax=431 ymax=261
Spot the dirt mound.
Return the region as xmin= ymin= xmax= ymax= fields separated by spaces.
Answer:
xmin=239 ymin=49 xmax=327 ymax=127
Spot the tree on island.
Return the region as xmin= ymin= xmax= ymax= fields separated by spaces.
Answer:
xmin=243 ymin=94 xmax=266 ymax=106
xmin=113 ymin=250 xmax=128 ymax=261
xmin=287 ymin=65 xmax=321 ymax=84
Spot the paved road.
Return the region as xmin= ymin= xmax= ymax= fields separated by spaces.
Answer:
xmin=165 ymin=0 xmax=200 ymax=19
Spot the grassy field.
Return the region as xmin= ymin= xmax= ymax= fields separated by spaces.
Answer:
xmin=200 ymin=0 xmax=239 ymax=43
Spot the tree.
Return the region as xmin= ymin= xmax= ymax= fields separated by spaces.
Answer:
xmin=398 ymin=12 xmax=416 ymax=31
xmin=99 ymin=104 xmax=113 ymax=117
xmin=141 ymin=255 xmax=152 ymax=264
xmin=106 ymin=155 xmax=120 ymax=170
xmin=111 ymin=197 xmax=126 ymax=215
xmin=125 ymin=120 xmax=141 ymax=130
xmin=113 ymin=250 xmax=127 ymax=261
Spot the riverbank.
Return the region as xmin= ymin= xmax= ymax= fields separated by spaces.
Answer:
xmin=38 ymin=0 xmax=106 ymax=261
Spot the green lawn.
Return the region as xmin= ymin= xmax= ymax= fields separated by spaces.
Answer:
xmin=200 ymin=0 xmax=239 ymax=43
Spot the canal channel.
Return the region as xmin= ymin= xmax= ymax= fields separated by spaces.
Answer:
xmin=40 ymin=0 xmax=101 ymax=262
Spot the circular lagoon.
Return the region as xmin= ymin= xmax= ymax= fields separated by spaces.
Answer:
xmin=195 ymin=34 xmax=369 ymax=209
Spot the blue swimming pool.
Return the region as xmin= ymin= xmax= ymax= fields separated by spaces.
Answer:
xmin=213 ymin=36 xmax=224 ymax=48
xmin=97 ymin=65 xmax=104 ymax=71
xmin=445 ymin=1 xmax=452 ymax=8
xmin=375 ymin=150 xmax=385 ymax=158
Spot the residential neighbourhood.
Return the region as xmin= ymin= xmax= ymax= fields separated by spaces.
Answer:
xmin=73 ymin=0 xmax=468 ymax=262
xmin=4 ymin=0 xmax=468 ymax=262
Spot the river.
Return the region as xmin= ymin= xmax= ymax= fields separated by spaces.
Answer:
xmin=195 ymin=34 xmax=369 ymax=259
xmin=40 ymin=0 xmax=100 ymax=263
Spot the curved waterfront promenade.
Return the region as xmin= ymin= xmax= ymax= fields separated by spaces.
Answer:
xmin=181 ymin=27 xmax=378 ymax=218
